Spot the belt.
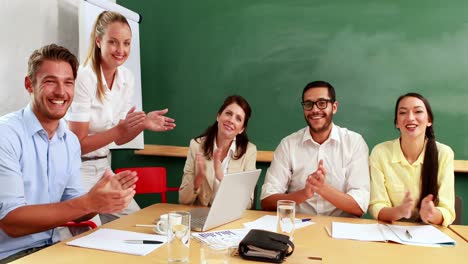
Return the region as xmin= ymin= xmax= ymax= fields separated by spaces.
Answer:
xmin=81 ymin=155 xmax=108 ymax=162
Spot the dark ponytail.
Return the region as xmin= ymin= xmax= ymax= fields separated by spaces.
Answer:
xmin=420 ymin=125 xmax=439 ymax=207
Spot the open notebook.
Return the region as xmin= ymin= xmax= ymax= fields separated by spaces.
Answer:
xmin=331 ymin=222 xmax=456 ymax=247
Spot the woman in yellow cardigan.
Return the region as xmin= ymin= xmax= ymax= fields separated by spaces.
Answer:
xmin=369 ymin=93 xmax=455 ymax=226
xmin=179 ymin=95 xmax=257 ymax=208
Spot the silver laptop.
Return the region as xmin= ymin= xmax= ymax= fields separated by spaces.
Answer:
xmin=190 ymin=169 xmax=261 ymax=232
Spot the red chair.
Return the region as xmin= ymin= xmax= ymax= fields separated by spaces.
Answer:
xmin=114 ymin=167 xmax=179 ymax=203
xmin=60 ymin=220 xmax=97 ymax=237
xmin=62 ymin=220 xmax=98 ymax=229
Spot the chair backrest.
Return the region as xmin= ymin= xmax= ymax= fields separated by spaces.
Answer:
xmin=114 ymin=167 xmax=170 ymax=203
xmin=61 ymin=220 xmax=97 ymax=237
xmin=63 ymin=220 xmax=98 ymax=229
xmin=454 ymin=196 xmax=463 ymax=225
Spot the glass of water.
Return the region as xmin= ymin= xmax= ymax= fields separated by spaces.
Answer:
xmin=167 ymin=211 xmax=191 ymax=263
xmin=276 ymin=200 xmax=296 ymax=239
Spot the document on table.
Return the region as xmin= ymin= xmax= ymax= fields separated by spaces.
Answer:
xmin=66 ymin=228 xmax=167 ymax=256
xmin=192 ymin=229 xmax=250 ymax=249
xmin=242 ymin=215 xmax=314 ymax=232
xmin=331 ymin=222 xmax=456 ymax=247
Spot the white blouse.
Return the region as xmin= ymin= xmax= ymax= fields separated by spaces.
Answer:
xmin=66 ymin=64 xmax=134 ymax=158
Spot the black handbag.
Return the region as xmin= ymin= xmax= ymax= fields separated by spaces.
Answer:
xmin=238 ymin=229 xmax=295 ymax=263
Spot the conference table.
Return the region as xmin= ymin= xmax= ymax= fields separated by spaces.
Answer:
xmin=11 ymin=203 xmax=468 ymax=264
xmin=449 ymin=225 xmax=468 ymax=243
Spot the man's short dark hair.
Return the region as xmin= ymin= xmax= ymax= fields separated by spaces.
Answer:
xmin=302 ymin=81 xmax=336 ymax=102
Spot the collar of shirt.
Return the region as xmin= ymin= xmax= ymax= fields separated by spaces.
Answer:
xmin=99 ymin=65 xmax=126 ymax=92
xmin=23 ymin=104 xmax=67 ymax=140
xmin=214 ymin=137 xmax=237 ymax=155
xmin=301 ymin=123 xmax=341 ymax=145
xmin=214 ymin=137 xmax=236 ymax=173
xmin=391 ymin=138 xmax=425 ymax=165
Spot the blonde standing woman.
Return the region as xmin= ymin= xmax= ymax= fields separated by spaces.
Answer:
xmin=67 ymin=11 xmax=175 ymax=225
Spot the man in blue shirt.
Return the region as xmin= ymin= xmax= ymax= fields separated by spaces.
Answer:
xmin=0 ymin=44 xmax=137 ymax=262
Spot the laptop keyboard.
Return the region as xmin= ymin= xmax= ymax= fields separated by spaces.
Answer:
xmin=191 ymin=216 xmax=207 ymax=228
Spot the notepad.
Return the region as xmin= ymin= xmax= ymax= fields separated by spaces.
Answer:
xmin=242 ymin=215 xmax=314 ymax=232
xmin=331 ymin=222 xmax=456 ymax=247
xmin=66 ymin=228 xmax=167 ymax=256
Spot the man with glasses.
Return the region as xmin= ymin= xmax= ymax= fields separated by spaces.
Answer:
xmin=260 ymin=81 xmax=370 ymax=217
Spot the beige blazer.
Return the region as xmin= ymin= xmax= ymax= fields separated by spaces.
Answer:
xmin=178 ymin=137 xmax=257 ymax=208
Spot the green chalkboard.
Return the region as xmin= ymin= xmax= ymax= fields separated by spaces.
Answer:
xmin=117 ymin=0 xmax=468 ymax=159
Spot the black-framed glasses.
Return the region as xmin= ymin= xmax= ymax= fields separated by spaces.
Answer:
xmin=301 ymin=99 xmax=334 ymax=110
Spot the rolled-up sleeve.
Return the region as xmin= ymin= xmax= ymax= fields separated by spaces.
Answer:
xmin=345 ymin=136 xmax=370 ymax=213
xmin=260 ymin=139 xmax=291 ymax=200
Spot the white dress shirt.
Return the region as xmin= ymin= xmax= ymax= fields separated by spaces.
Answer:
xmin=66 ymin=64 xmax=134 ymax=158
xmin=260 ymin=124 xmax=370 ymax=217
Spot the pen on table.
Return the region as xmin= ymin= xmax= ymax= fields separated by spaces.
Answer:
xmin=135 ymin=224 xmax=157 ymax=228
xmin=405 ymin=229 xmax=413 ymax=239
xmin=295 ymin=218 xmax=311 ymax=223
xmin=324 ymin=226 xmax=332 ymax=237
xmin=124 ymin=240 xmax=163 ymax=244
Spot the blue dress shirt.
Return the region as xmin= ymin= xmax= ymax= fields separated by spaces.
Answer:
xmin=0 ymin=105 xmax=84 ymax=259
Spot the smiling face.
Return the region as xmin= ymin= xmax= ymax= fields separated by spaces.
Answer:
xmin=216 ymin=103 xmax=246 ymax=140
xmin=396 ymin=96 xmax=432 ymax=140
xmin=25 ymin=59 xmax=75 ymax=124
xmin=303 ymin=87 xmax=337 ymax=139
xmin=97 ymin=21 xmax=131 ymax=70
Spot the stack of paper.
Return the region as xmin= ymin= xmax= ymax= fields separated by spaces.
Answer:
xmin=331 ymin=222 xmax=456 ymax=247
xmin=242 ymin=215 xmax=314 ymax=232
xmin=66 ymin=228 xmax=167 ymax=256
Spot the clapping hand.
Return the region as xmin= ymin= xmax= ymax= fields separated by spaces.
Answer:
xmin=398 ymin=191 xmax=415 ymax=219
xmin=120 ymin=106 xmax=146 ymax=134
xmin=419 ymin=194 xmax=437 ymax=223
xmin=193 ymin=152 xmax=206 ymax=189
xmin=88 ymin=169 xmax=137 ymax=214
xmin=144 ymin=109 xmax=176 ymax=132
xmin=306 ymin=160 xmax=327 ymax=195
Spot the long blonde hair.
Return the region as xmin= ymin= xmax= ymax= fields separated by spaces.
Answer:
xmin=84 ymin=11 xmax=131 ymax=102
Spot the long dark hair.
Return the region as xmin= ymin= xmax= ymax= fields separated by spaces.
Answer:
xmin=394 ymin=93 xmax=439 ymax=208
xmin=195 ymin=95 xmax=252 ymax=160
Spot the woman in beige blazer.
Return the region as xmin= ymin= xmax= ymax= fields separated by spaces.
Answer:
xmin=179 ymin=95 xmax=257 ymax=208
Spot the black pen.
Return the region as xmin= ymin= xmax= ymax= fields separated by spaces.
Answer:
xmin=124 ymin=240 xmax=164 ymax=244
xmin=405 ymin=229 xmax=412 ymax=239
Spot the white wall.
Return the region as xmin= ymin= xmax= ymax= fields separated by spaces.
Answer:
xmin=0 ymin=0 xmax=115 ymax=116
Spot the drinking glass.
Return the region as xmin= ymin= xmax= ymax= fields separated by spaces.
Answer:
xmin=167 ymin=211 xmax=191 ymax=263
xmin=276 ymin=200 xmax=296 ymax=239
xmin=200 ymin=243 xmax=229 ymax=264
